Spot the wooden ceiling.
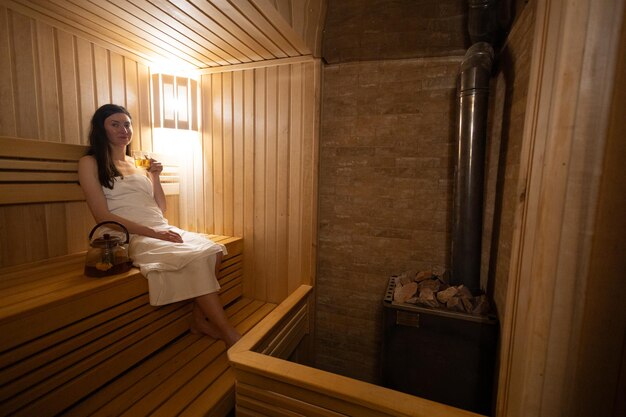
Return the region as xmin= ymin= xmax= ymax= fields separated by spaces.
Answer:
xmin=7 ymin=0 xmax=322 ymax=69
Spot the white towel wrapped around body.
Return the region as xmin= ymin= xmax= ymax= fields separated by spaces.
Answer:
xmin=103 ymin=174 xmax=226 ymax=306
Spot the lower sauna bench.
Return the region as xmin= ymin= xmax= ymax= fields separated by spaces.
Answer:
xmin=0 ymin=235 xmax=276 ymax=417
xmin=228 ymin=286 xmax=483 ymax=417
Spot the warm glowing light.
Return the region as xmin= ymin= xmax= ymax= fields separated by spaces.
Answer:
xmin=152 ymin=128 xmax=199 ymax=159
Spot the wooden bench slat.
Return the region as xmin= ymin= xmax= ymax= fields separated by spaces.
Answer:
xmin=0 ymin=172 xmax=78 ymax=182
xmin=0 ymin=294 xmax=149 ymax=368
xmin=261 ymin=302 xmax=309 ymax=359
xmin=150 ymin=356 xmax=231 ymax=417
xmin=221 ymin=285 xmax=244 ymax=308
xmin=0 ymin=264 xmax=87 ymax=293
xmin=118 ymin=300 xmax=269 ymax=415
xmin=220 ymin=270 xmax=243 ymax=289
xmin=0 ymin=159 xmax=78 ymax=171
xmin=61 ymin=331 xmax=199 ymax=417
xmin=1 ymin=264 xmax=237 ymax=309
xmin=0 ymin=137 xmax=183 ymax=205
xmin=0 ymin=252 xmax=85 ymax=278
xmin=67 ymin=298 xmax=275 ymax=417
xmin=0 ymin=303 xmax=179 ymax=386
xmin=0 ymin=255 xmax=85 ymax=286
xmin=0 ymin=183 xmax=85 ymax=204
xmin=1 ymin=269 xmax=104 ymax=303
xmin=100 ymin=335 xmax=219 ymax=417
xmin=0 ymin=137 xmax=86 ymax=160
xmin=179 ymin=370 xmax=236 ymax=417
xmin=124 ymin=340 xmax=229 ymax=416
xmin=125 ymin=300 xmax=277 ymax=417
xmin=1 ymin=300 xmax=160 ymax=385
xmin=149 ymin=301 xmax=278 ymax=416
xmin=0 ymin=305 xmax=185 ymax=400
xmin=9 ymin=307 xmax=192 ymax=417
xmin=68 ymin=299 xmax=257 ymax=417
xmin=25 ymin=320 xmax=189 ymax=417
xmin=236 ymin=382 xmax=344 ymax=417
xmin=1 ymin=277 xmax=148 ymax=353
xmin=0 ymin=269 xmax=145 ymax=327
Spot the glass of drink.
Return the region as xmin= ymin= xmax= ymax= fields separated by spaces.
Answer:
xmin=132 ymin=150 xmax=151 ymax=169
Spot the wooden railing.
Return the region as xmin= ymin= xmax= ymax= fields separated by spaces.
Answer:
xmin=228 ymin=285 xmax=483 ymax=417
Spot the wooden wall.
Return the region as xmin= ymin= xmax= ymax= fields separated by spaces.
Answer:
xmin=268 ymin=0 xmax=327 ymax=57
xmin=0 ymin=6 xmax=153 ymax=145
xmin=0 ymin=5 xmax=154 ymax=267
xmin=0 ymin=4 xmax=321 ymax=307
xmin=496 ymin=0 xmax=626 ymax=414
xmin=196 ymin=59 xmax=321 ymax=303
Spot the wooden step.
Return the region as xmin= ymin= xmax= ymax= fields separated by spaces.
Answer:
xmin=64 ymin=298 xmax=276 ymax=417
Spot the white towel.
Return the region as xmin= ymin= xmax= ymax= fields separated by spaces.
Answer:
xmin=103 ymin=174 xmax=227 ymax=306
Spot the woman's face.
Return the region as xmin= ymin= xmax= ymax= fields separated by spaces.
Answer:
xmin=103 ymin=112 xmax=132 ymax=147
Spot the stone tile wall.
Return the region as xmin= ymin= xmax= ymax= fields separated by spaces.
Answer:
xmin=315 ymin=0 xmax=535 ymax=385
xmin=316 ymin=57 xmax=461 ymax=382
xmin=323 ymin=0 xmax=468 ymax=63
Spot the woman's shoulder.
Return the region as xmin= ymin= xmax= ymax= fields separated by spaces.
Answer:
xmin=79 ymin=154 xmax=96 ymax=163
xmin=78 ymin=154 xmax=97 ymax=170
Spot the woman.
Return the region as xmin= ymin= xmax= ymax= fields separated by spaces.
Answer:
xmin=78 ymin=104 xmax=241 ymax=347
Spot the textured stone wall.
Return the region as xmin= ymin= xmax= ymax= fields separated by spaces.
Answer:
xmin=322 ymin=0 xmax=468 ymax=63
xmin=315 ymin=0 xmax=535 ymax=384
xmin=316 ymin=57 xmax=461 ymax=382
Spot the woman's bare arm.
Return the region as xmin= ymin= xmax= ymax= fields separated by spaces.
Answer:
xmin=146 ymin=159 xmax=167 ymax=213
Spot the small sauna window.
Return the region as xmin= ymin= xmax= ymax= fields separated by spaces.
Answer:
xmin=152 ymin=74 xmax=198 ymax=131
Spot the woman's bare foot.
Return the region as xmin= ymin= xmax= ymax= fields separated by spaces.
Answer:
xmin=223 ymin=329 xmax=242 ymax=347
xmin=190 ymin=318 xmax=222 ymax=339
xmin=192 ymin=295 xmax=242 ymax=347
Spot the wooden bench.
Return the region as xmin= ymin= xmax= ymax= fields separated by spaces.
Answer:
xmin=0 ymin=136 xmax=277 ymax=416
xmin=0 ymin=235 xmax=276 ymax=416
xmin=228 ymin=287 xmax=481 ymax=417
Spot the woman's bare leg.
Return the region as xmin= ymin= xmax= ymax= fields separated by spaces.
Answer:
xmin=194 ymin=292 xmax=241 ymax=347
xmin=191 ymin=250 xmax=240 ymax=346
xmin=191 ymin=301 xmax=221 ymax=338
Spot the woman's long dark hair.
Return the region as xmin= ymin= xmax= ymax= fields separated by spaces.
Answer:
xmin=86 ymin=104 xmax=132 ymax=189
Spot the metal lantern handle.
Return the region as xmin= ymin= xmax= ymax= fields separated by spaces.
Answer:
xmin=88 ymin=221 xmax=130 ymax=244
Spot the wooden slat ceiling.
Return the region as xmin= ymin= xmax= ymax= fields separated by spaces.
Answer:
xmin=9 ymin=0 xmax=312 ymax=69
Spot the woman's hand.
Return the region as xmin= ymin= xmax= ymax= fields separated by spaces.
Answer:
xmin=146 ymin=159 xmax=163 ymax=178
xmin=145 ymin=158 xmax=168 ymax=213
xmin=151 ymin=229 xmax=183 ymax=243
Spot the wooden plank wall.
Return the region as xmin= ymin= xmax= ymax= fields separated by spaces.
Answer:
xmin=0 ymin=6 xmax=153 ymax=146
xmin=0 ymin=4 xmax=321 ymax=306
xmin=0 ymin=5 xmax=154 ymax=266
xmin=266 ymin=0 xmax=327 ymax=57
xmin=197 ymin=60 xmax=320 ymax=304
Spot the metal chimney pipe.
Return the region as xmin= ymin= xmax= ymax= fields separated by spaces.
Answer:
xmin=467 ymin=0 xmax=499 ymax=44
xmin=451 ymin=42 xmax=494 ymax=294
